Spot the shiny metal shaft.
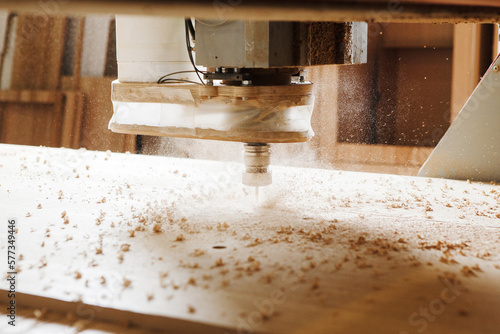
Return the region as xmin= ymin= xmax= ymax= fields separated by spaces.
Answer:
xmin=242 ymin=143 xmax=272 ymax=187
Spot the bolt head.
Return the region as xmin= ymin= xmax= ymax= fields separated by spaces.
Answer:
xmin=493 ymin=65 xmax=499 ymax=72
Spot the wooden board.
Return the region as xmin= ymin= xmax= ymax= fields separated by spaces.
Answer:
xmin=61 ymin=91 xmax=85 ymax=149
xmin=0 ymin=92 xmax=64 ymax=147
xmin=10 ymin=15 xmax=66 ymax=90
xmin=0 ymin=90 xmax=85 ymax=149
xmin=0 ymin=144 xmax=499 ymax=333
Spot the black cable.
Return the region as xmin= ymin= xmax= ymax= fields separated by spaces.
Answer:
xmin=157 ymin=70 xmax=197 ymax=84
xmin=156 ymin=20 xmax=206 ymax=85
xmin=184 ymin=18 xmax=205 ymax=85
xmin=158 ymin=78 xmax=204 ymax=85
xmin=186 ymin=18 xmax=195 ymax=40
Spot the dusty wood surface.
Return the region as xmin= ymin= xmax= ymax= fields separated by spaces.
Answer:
xmin=0 ymin=144 xmax=499 ymax=333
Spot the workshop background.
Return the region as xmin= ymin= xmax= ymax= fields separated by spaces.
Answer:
xmin=0 ymin=12 xmax=498 ymax=175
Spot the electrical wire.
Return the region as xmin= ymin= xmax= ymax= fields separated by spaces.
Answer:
xmin=156 ymin=19 xmax=207 ymax=86
xmin=184 ymin=18 xmax=206 ymax=85
xmin=158 ymin=78 xmax=204 ymax=85
xmin=157 ymin=70 xmax=197 ymax=84
xmin=186 ymin=18 xmax=196 ymax=40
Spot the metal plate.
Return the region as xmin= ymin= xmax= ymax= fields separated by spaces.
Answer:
xmin=418 ymin=54 xmax=500 ymax=182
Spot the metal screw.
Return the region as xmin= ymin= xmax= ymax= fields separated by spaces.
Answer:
xmin=493 ymin=65 xmax=499 ymax=72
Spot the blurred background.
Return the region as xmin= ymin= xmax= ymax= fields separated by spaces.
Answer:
xmin=0 ymin=12 xmax=498 ymax=175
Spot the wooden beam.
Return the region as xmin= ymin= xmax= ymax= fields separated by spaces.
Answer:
xmin=61 ymin=91 xmax=85 ymax=149
xmin=450 ymin=24 xmax=485 ymax=121
xmin=0 ymin=14 xmax=15 ymax=90
xmin=0 ymin=1 xmax=499 ymax=23
xmin=0 ymin=89 xmax=59 ymax=103
xmin=0 ymin=10 xmax=10 ymax=71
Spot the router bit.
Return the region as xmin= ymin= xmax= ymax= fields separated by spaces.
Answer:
xmin=242 ymin=143 xmax=272 ymax=187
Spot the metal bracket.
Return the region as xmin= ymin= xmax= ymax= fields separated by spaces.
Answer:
xmin=418 ymin=54 xmax=500 ymax=182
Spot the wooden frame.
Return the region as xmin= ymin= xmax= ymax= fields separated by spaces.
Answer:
xmin=0 ymin=89 xmax=84 ymax=148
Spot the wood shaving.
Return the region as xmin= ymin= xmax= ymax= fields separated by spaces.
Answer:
xmin=123 ymin=278 xmax=132 ymax=288
xmin=73 ymin=319 xmax=88 ymax=332
xmin=471 ymin=264 xmax=482 ymax=272
xmin=214 ymin=258 xmax=224 ymax=267
xmin=153 ymin=224 xmax=163 ymax=233
xmin=191 ymin=249 xmax=205 ymax=257
xmin=33 ymin=308 xmax=47 ymax=319
xmin=460 ymin=266 xmax=477 ymax=277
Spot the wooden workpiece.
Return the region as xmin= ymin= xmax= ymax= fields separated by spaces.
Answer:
xmin=0 ymin=144 xmax=499 ymax=333
xmin=110 ymin=82 xmax=313 ymax=143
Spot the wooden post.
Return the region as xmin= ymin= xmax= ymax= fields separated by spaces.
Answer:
xmin=450 ymin=24 xmax=490 ymax=122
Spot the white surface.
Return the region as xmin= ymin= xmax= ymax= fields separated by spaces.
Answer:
xmin=81 ymin=15 xmax=113 ymax=77
xmin=116 ymin=16 xmax=197 ymax=83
